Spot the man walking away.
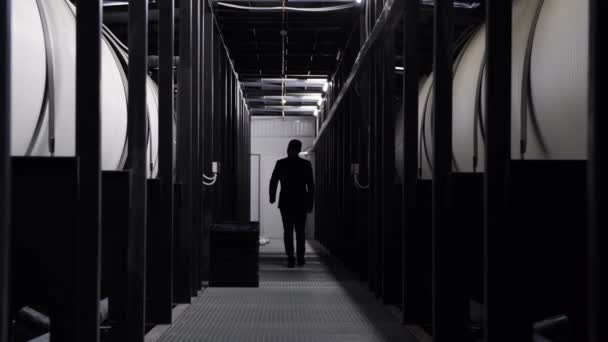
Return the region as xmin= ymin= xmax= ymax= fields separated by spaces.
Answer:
xmin=269 ymin=140 xmax=315 ymax=268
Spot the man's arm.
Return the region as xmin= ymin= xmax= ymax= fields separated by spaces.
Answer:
xmin=306 ymin=161 xmax=315 ymax=212
xmin=269 ymin=161 xmax=280 ymax=204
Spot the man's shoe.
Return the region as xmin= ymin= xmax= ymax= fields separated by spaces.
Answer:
xmin=297 ymin=258 xmax=305 ymax=266
xmin=287 ymin=259 xmax=295 ymax=268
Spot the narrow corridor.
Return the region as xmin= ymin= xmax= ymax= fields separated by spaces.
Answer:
xmin=153 ymin=241 xmax=420 ymax=342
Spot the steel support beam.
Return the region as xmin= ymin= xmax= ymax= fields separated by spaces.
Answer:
xmin=313 ymin=0 xmax=404 ymax=147
xmin=191 ymin=0 xmax=201 ymax=296
xmin=432 ymin=1 xmax=469 ymax=340
xmin=381 ymin=31 xmax=397 ymax=304
xmin=75 ymin=0 xmax=103 ymax=340
xmin=589 ymin=0 xmax=604 ymax=340
xmin=484 ymin=1 xmax=529 ymax=341
xmin=201 ymin=2 xmax=214 ymax=280
xmin=0 ymin=1 xmax=10 ymax=340
xmin=158 ymin=0 xmax=175 ymax=321
xmin=127 ymin=0 xmax=149 ymax=340
xmin=176 ymin=0 xmax=193 ymax=303
xmin=401 ymin=0 xmax=421 ymax=324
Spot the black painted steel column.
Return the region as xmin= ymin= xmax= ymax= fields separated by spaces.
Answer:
xmin=176 ymin=0 xmax=193 ymax=303
xmin=588 ymin=0 xmax=604 ymax=340
xmin=432 ymin=1 xmax=469 ymax=340
xmin=127 ymin=0 xmax=149 ymax=340
xmin=75 ymin=0 xmax=103 ymax=340
xmin=401 ymin=0 xmax=421 ymax=324
xmin=484 ymin=1 xmax=526 ymax=342
xmin=196 ymin=1 xmax=211 ymax=286
xmin=381 ymin=32 xmax=397 ymax=304
xmin=201 ymin=4 xmax=214 ymax=280
xmin=158 ymin=0 xmax=175 ymax=318
xmin=0 ymin=1 xmax=10 ymax=340
xmin=191 ymin=0 xmax=201 ymax=295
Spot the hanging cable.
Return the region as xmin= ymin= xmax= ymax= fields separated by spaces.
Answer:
xmin=473 ymin=53 xmax=486 ymax=172
xmin=351 ymin=164 xmax=369 ymax=190
xmin=521 ymin=0 xmax=549 ymax=158
xmin=203 ymin=173 xmax=218 ymax=186
xmin=354 ymin=175 xmax=370 ymax=190
xmin=35 ymin=0 xmax=57 ymax=155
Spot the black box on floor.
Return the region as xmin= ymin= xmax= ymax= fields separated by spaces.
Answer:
xmin=210 ymin=222 xmax=260 ymax=287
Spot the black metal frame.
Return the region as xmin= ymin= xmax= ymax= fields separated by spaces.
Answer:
xmin=157 ymin=0 xmax=175 ymax=323
xmin=588 ymin=0 xmax=603 ymax=341
xmin=484 ymin=1 xmax=523 ymax=341
xmin=75 ymin=0 xmax=103 ymax=340
xmin=201 ymin=0 xmax=215 ymax=281
xmin=176 ymin=0 xmax=193 ymax=303
xmin=380 ymin=31 xmax=399 ymax=304
xmin=432 ymin=1 xmax=469 ymax=340
xmin=191 ymin=0 xmax=202 ymax=296
xmin=401 ymin=0 xmax=423 ymax=325
xmin=0 ymin=0 xmax=10 ymax=340
xmin=102 ymin=171 xmax=132 ymax=340
xmin=11 ymin=157 xmax=80 ymax=341
xmin=127 ymin=0 xmax=149 ymax=340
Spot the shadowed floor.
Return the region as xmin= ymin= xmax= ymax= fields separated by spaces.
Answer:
xmin=154 ymin=240 xmax=419 ymax=342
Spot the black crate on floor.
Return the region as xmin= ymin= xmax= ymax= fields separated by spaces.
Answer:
xmin=210 ymin=222 xmax=260 ymax=287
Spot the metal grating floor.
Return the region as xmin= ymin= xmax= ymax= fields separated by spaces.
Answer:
xmin=156 ymin=240 xmax=419 ymax=342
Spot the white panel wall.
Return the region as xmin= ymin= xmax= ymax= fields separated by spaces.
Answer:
xmin=251 ymin=116 xmax=316 ymax=239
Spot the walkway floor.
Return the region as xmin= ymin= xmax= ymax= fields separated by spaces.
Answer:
xmin=154 ymin=239 xmax=420 ymax=342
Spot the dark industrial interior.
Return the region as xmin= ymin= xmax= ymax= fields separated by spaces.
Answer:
xmin=0 ymin=0 xmax=603 ymax=341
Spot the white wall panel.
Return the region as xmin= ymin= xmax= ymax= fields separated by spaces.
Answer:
xmin=251 ymin=116 xmax=316 ymax=239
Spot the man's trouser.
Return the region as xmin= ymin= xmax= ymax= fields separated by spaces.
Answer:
xmin=279 ymin=208 xmax=306 ymax=261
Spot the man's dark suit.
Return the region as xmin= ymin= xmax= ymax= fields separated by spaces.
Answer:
xmin=269 ymin=156 xmax=315 ymax=262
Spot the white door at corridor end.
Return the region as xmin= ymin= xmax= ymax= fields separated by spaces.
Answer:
xmin=250 ymin=116 xmax=315 ymax=239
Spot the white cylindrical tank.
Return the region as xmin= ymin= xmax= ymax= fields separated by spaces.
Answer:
xmin=418 ymin=0 xmax=589 ymax=179
xmin=10 ymin=0 xmax=159 ymax=177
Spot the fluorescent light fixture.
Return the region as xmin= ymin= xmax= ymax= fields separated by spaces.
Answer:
xmin=313 ymin=109 xmax=319 ymax=117
xmin=395 ymin=66 xmax=404 ymax=71
xmin=302 ymin=94 xmax=323 ymax=100
xmin=322 ymin=82 xmax=329 ymax=92
xmin=302 ymin=78 xmax=328 ymax=84
xmin=356 ymin=0 xmax=362 ymax=3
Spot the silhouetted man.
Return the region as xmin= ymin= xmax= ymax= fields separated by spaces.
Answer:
xmin=269 ymin=139 xmax=315 ymax=268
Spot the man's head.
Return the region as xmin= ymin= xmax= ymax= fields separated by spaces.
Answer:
xmin=287 ymin=139 xmax=302 ymax=158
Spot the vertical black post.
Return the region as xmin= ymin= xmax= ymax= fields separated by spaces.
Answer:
xmin=191 ymin=0 xmax=201 ymax=295
xmin=588 ymin=0 xmax=604 ymax=341
xmin=127 ymin=0 xmax=148 ymax=340
xmin=176 ymin=0 xmax=193 ymax=303
xmin=0 ymin=0 xmax=10 ymax=340
xmin=201 ymin=3 xmax=214 ymax=281
xmin=432 ymin=0 xmax=468 ymax=340
xmin=199 ymin=0 xmax=206 ymax=284
xmin=485 ymin=1 xmax=526 ymax=342
xmin=158 ymin=0 xmax=175 ymax=319
xmin=381 ymin=31 xmax=397 ymax=304
xmin=401 ymin=0 xmax=421 ymax=324
xmin=75 ymin=0 xmax=103 ymax=340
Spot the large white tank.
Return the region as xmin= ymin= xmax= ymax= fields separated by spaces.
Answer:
xmin=418 ymin=0 xmax=589 ymax=179
xmin=10 ymin=0 xmax=160 ymax=177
